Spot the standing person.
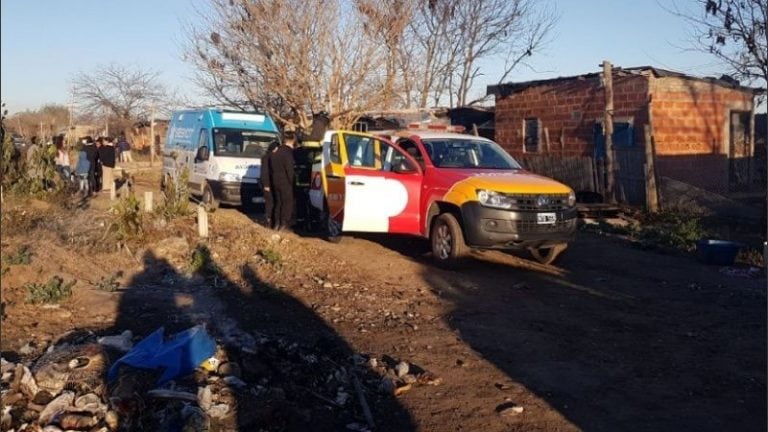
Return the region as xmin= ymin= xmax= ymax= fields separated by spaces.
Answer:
xmin=94 ymin=137 xmax=104 ymax=192
xmin=82 ymin=136 xmax=98 ymax=195
xmin=117 ymin=133 xmax=133 ymax=163
xmin=271 ymin=126 xmax=296 ymax=231
xmin=260 ymin=140 xmax=280 ymax=229
xmin=54 ymin=135 xmax=71 ymax=182
xmin=75 ymin=140 xmax=92 ymax=197
xmin=98 ymin=136 xmax=117 ymax=193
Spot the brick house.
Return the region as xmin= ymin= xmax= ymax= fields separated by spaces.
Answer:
xmin=487 ymin=66 xmax=762 ymax=197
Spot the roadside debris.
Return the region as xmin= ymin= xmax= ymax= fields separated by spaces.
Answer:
xmin=496 ymin=402 xmax=524 ymax=417
xmin=1 ymin=325 xmax=433 ymax=431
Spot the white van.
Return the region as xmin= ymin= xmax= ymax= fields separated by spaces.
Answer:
xmin=162 ymin=109 xmax=280 ymax=209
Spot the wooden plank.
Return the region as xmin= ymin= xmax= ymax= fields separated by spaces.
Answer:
xmin=602 ymin=60 xmax=616 ymax=203
xmin=643 ymin=125 xmax=659 ymax=212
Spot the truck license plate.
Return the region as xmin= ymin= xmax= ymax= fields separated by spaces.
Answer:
xmin=537 ymin=212 xmax=556 ymax=225
xmin=251 ymin=197 xmax=265 ymax=203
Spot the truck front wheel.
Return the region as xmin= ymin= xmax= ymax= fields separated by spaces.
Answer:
xmin=430 ymin=213 xmax=467 ymax=266
xmin=529 ymin=244 xmax=568 ymax=265
xmin=202 ymin=184 xmax=220 ymax=212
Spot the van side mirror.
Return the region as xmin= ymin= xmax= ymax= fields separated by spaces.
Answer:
xmin=196 ymin=146 xmax=209 ymax=162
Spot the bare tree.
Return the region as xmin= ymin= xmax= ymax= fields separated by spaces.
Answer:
xmin=7 ymin=104 xmax=70 ymax=141
xmin=451 ymin=0 xmax=557 ymax=106
xmin=72 ymin=64 xmax=169 ymax=132
xmin=403 ymin=0 xmax=556 ymax=108
xmin=355 ymin=0 xmax=415 ymax=108
xmin=187 ymin=0 xmax=392 ymax=129
xmin=669 ymin=0 xmax=767 ymax=87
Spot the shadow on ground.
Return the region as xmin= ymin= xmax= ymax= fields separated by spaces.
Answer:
xmin=413 ymin=235 xmax=767 ymax=432
xmin=108 ymin=244 xmax=415 ymax=431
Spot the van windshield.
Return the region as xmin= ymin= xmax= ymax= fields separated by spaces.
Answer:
xmin=422 ymin=138 xmax=522 ymax=169
xmin=212 ymin=128 xmax=276 ymax=158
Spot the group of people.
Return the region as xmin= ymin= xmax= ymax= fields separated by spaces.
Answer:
xmin=16 ymin=133 xmax=134 ymax=197
xmin=73 ymin=135 xmax=118 ymax=197
xmin=260 ymin=126 xmax=297 ymax=231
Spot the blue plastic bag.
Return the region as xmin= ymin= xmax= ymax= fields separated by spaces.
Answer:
xmin=107 ymin=325 xmax=216 ymax=384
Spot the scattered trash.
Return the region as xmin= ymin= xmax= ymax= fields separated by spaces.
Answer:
xmin=108 ymin=325 xmax=216 ymax=384
xmin=3 ymin=322 xmax=435 ymax=431
xmin=395 ymin=361 xmax=409 ymax=378
xmin=19 ymin=341 xmax=35 ymax=356
xmin=97 ymin=330 xmax=133 ymax=352
xmin=496 ymin=402 xmax=524 ymax=417
xmin=394 ymin=383 xmax=412 ymax=396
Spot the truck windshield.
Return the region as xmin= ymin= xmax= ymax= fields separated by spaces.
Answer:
xmin=212 ymin=128 xmax=276 ymax=158
xmin=422 ymin=138 xmax=522 ymax=169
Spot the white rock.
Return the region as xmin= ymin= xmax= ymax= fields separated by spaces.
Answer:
xmin=0 ymin=357 xmax=14 ymax=374
xmin=39 ymin=391 xmax=75 ymax=425
xmin=395 ymin=361 xmax=409 ymax=378
xmin=197 ymin=386 xmax=213 ymax=411
xmin=19 ymin=366 xmax=39 ymax=398
xmin=72 ymin=393 xmax=104 ymax=414
xmin=207 ymin=403 xmax=230 ymax=419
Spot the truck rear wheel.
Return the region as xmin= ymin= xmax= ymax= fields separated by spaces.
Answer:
xmin=430 ymin=213 xmax=467 ymax=266
xmin=529 ymin=244 xmax=567 ymax=265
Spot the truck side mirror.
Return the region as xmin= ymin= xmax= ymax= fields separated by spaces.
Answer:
xmin=196 ymin=146 xmax=209 ymax=162
xmin=393 ymin=159 xmax=417 ymax=174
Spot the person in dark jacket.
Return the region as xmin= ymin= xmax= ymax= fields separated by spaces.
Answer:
xmin=271 ymin=127 xmax=296 ymax=231
xmin=98 ymin=136 xmax=117 ymax=193
xmin=82 ymin=136 xmax=99 ymax=195
xmin=260 ymin=140 xmax=280 ymax=229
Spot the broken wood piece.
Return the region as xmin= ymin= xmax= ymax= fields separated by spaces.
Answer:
xmin=147 ymin=389 xmax=198 ymax=402
xmin=351 ymin=371 xmax=375 ymax=430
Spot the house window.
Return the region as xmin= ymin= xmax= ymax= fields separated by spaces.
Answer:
xmin=524 ymin=118 xmax=540 ymax=153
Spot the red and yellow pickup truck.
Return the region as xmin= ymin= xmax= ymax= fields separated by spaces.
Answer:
xmin=308 ymin=128 xmax=577 ymax=265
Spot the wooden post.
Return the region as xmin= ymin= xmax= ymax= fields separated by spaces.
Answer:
xmin=544 ymin=127 xmax=551 ymax=153
xmin=197 ymin=205 xmax=209 ymax=238
xmin=521 ymin=119 xmax=526 ymax=153
xmin=643 ymin=125 xmax=659 ymax=212
xmin=144 ymin=191 xmax=154 ymax=213
xmin=560 ymin=128 xmax=565 ymax=155
xmin=149 ymin=103 xmax=155 ymax=167
xmin=602 ymin=60 xmax=616 ymax=203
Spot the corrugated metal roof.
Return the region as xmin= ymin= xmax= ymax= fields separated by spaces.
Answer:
xmin=487 ymin=66 xmax=762 ymax=97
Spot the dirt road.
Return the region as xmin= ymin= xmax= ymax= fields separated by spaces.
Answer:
xmin=1 ymin=174 xmax=765 ymax=431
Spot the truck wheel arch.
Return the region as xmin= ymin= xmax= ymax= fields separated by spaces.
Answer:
xmin=426 ymin=201 xmax=465 ymax=236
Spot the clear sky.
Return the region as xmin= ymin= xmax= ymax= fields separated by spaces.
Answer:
xmin=0 ymin=0 xmax=753 ymax=115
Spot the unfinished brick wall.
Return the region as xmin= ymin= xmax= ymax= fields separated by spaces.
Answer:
xmin=494 ymin=74 xmax=649 ymax=157
xmin=650 ymin=77 xmax=754 ymax=194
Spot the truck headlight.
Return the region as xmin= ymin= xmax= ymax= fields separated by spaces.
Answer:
xmin=477 ymin=190 xmax=513 ymax=210
xmin=568 ymin=191 xmax=576 ymax=207
xmin=219 ymin=172 xmax=241 ymax=182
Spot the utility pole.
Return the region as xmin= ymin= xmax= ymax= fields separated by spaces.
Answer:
xmin=602 ymin=60 xmax=616 ymax=204
xmin=149 ymin=102 xmax=155 ymax=166
xmin=68 ymin=89 xmax=74 ymax=147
